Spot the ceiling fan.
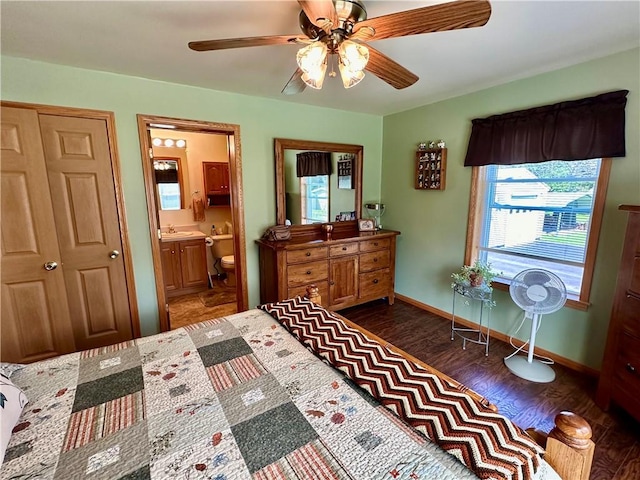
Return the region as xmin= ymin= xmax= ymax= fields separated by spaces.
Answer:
xmin=189 ymin=0 xmax=492 ymax=94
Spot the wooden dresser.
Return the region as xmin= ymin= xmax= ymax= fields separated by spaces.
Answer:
xmin=257 ymin=229 xmax=399 ymax=310
xmin=596 ymin=205 xmax=640 ymax=421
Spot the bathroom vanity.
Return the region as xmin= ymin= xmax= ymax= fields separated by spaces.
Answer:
xmin=257 ymin=229 xmax=399 ymax=310
xmin=160 ymin=228 xmax=208 ymax=297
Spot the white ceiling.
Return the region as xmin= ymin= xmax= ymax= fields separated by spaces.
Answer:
xmin=2 ymin=1 xmax=639 ymax=115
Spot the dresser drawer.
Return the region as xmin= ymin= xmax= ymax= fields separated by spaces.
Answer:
xmin=360 ymin=238 xmax=390 ymax=252
xmin=330 ymin=242 xmax=359 ymax=257
xmin=288 ymin=281 xmax=329 ymax=307
xmin=359 ymin=268 xmax=391 ymax=299
xmin=612 ymin=332 xmax=640 ymax=419
xmin=287 ymin=260 xmax=328 ymax=287
xmin=287 ymin=246 xmax=328 ymax=264
xmin=360 ymin=250 xmax=390 ymax=272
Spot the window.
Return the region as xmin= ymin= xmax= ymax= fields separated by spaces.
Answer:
xmin=300 ymin=175 xmax=329 ymax=224
xmin=466 ymin=158 xmax=611 ymax=309
xmin=157 ymin=183 xmax=181 ymax=210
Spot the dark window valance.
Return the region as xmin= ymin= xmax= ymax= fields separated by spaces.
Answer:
xmin=296 ymin=151 xmax=332 ymax=177
xmin=154 ymin=168 xmax=178 ymax=184
xmin=464 ymin=90 xmax=628 ymax=167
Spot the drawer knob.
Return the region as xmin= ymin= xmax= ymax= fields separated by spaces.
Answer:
xmin=374 ymin=242 xmax=378 ymax=246
xmin=306 ymin=252 xmax=311 ymax=256
xmin=330 ymin=281 xmax=335 ymax=286
xmin=374 ymin=258 xmax=378 ymax=262
xmin=306 ymin=270 xmax=312 ymax=275
xmin=627 ymin=363 xmax=637 ymax=374
xmin=373 ymin=279 xmax=379 ymax=284
xmin=342 ymin=246 xmax=347 ymax=251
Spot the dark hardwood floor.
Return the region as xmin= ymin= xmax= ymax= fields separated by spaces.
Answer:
xmin=340 ymin=299 xmax=640 ymax=480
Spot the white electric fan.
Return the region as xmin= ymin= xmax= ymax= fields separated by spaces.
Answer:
xmin=504 ymin=268 xmax=567 ymax=383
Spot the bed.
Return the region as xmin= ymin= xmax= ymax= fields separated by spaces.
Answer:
xmin=1 ymin=296 xmax=594 ymax=480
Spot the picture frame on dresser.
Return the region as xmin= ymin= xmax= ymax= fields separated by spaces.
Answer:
xmin=358 ymin=218 xmax=376 ymax=231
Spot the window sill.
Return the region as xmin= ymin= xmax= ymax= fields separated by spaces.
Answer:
xmin=491 ymin=281 xmax=590 ymax=311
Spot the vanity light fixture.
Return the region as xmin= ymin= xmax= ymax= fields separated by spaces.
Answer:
xmin=151 ymin=138 xmax=187 ymax=149
xmin=296 ymin=39 xmax=369 ymax=90
xmin=153 ymin=161 xmax=173 ymax=170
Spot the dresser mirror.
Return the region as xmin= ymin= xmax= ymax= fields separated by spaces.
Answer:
xmin=275 ymin=138 xmax=363 ymax=227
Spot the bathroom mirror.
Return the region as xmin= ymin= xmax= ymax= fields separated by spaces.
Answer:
xmin=275 ymin=138 xmax=363 ymax=227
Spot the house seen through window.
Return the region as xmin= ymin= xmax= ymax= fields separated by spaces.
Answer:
xmin=469 ymin=158 xmax=610 ymax=306
xmin=300 ymin=175 xmax=329 ymax=224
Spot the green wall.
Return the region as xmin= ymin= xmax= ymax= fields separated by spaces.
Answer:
xmin=1 ymin=56 xmax=383 ymax=336
xmin=381 ymin=48 xmax=640 ymax=370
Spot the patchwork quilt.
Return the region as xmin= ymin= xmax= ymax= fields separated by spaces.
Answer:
xmin=1 ymin=308 xmax=559 ymax=480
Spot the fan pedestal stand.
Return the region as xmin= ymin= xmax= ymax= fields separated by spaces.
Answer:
xmin=504 ymin=356 xmax=556 ymax=383
xmin=504 ymin=312 xmax=556 ymax=383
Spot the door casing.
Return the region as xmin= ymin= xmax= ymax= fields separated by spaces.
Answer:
xmin=136 ymin=114 xmax=248 ymax=332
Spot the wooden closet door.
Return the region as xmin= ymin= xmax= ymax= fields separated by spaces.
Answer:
xmin=38 ymin=114 xmax=133 ymax=350
xmin=0 ymin=107 xmax=76 ymax=362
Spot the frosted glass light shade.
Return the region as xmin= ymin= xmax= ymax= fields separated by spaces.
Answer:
xmin=296 ymin=42 xmax=328 ymax=74
xmin=338 ymin=62 xmax=365 ymax=88
xmin=338 ymin=40 xmax=369 ymax=72
xmin=301 ymin=62 xmax=327 ymax=89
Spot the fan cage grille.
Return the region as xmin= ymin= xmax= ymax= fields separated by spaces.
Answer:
xmin=509 ymin=268 xmax=567 ymax=314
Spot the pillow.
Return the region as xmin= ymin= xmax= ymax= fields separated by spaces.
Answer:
xmin=0 ymin=373 xmax=28 ymax=465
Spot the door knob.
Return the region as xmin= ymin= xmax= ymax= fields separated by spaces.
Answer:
xmin=44 ymin=261 xmax=58 ymax=271
xmin=109 ymin=250 xmax=120 ymax=259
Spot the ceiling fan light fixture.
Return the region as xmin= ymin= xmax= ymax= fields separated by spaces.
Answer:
xmin=338 ymin=40 xmax=369 ymax=72
xmin=296 ymin=42 xmax=328 ymax=74
xmin=338 ymin=62 xmax=365 ymax=88
xmin=301 ymin=62 xmax=328 ymax=89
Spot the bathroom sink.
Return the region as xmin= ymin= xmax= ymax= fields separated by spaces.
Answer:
xmin=162 ymin=231 xmax=194 ymax=238
xmin=161 ymin=231 xmax=208 ymax=242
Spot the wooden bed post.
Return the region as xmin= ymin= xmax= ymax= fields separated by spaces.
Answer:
xmin=529 ymin=411 xmax=594 ymax=480
xmin=305 ymin=285 xmax=322 ymax=305
xmin=545 ymin=412 xmax=594 ymax=480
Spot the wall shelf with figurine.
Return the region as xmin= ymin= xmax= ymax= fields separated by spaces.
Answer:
xmin=415 ymin=142 xmax=447 ymax=191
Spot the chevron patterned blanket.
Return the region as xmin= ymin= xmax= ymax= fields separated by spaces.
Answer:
xmin=260 ymin=297 xmax=545 ymax=480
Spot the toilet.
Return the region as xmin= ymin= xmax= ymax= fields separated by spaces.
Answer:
xmin=210 ymin=234 xmax=235 ymax=287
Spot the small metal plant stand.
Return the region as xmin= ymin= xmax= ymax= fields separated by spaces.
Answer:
xmin=450 ymin=282 xmax=492 ymax=356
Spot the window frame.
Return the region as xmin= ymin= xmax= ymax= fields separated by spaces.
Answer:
xmin=464 ymin=158 xmax=612 ymax=311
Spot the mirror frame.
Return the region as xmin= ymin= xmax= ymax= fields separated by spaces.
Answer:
xmin=275 ymin=138 xmax=363 ymax=229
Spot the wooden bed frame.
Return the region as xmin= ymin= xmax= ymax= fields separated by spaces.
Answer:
xmin=305 ymin=286 xmax=595 ymax=480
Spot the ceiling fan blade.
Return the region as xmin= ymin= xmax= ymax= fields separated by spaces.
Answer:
xmin=364 ymin=45 xmax=418 ymax=90
xmin=354 ymin=0 xmax=491 ymax=41
xmin=282 ymin=68 xmax=307 ymax=95
xmin=298 ymin=0 xmax=338 ymax=29
xmin=189 ymin=35 xmax=300 ymax=52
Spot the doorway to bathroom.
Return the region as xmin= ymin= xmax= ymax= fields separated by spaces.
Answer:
xmin=137 ymin=114 xmax=248 ymax=332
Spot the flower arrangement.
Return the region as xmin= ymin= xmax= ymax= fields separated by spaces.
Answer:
xmin=451 ymin=260 xmax=499 ymax=290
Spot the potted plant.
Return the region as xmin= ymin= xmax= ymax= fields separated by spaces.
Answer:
xmin=451 ymin=260 xmax=499 ymax=289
